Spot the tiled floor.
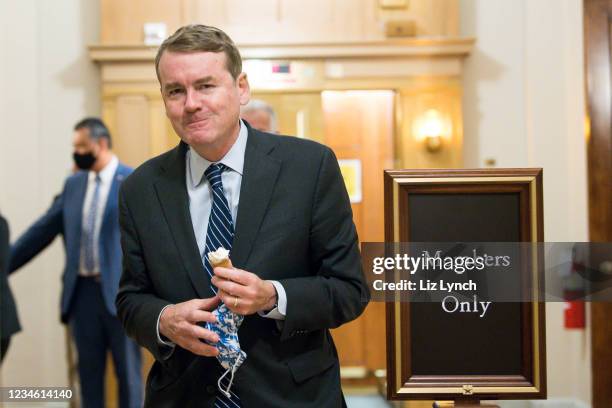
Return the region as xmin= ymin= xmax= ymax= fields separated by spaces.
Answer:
xmin=346 ymin=394 xmax=391 ymax=408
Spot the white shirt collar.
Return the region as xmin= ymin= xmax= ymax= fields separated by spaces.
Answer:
xmin=188 ymin=120 xmax=248 ymax=188
xmin=89 ymin=154 xmax=118 ymax=183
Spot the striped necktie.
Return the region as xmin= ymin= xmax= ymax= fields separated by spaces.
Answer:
xmin=203 ymin=163 xmax=243 ymax=408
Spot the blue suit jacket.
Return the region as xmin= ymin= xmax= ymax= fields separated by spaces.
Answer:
xmin=10 ymin=163 xmax=132 ymax=323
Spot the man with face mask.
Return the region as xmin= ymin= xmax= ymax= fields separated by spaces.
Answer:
xmin=9 ymin=118 xmax=143 ymax=408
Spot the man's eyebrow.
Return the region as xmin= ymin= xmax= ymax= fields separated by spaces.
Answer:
xmin=163 ymin=82 xmax=183 ymax=91
xmin=194 ymin=76 xmax=214 ymax=84
xmin=163 ymin=76 xmax=214 ymax=90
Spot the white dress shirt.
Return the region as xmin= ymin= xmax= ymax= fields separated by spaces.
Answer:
xmin=157 ymin=120 xmax=286 ymax=347
xmin=79 ymin=155 xmax=118 ymax=276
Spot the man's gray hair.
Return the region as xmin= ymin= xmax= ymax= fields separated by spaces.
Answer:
xmin=241 ymin=99 xmax=278 ymax=133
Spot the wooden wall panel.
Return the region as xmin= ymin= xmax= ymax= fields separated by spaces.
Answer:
xmin=280 ymin=0 xmax=336 ymax=42
xmin=330 ymin=0 xmax=370 ymax=41
xmin=148 ymin=98 xmax=166 ymax=156
xmin=113 ymin=95 xmax=152 ymax=167
xmin=101 ymin=0 xmax=183 ymax=44
xmin=183 ymin=0 xmax=226 ymax=26
xmin=101 ymin=0 xmax=459 ymax=45
xmin=405 ymin=0 xmax=460 ymax=36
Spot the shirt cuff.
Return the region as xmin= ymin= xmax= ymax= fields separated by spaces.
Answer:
xmin=258 ymin=280 xmax=286 ymax=320
xmin=156 ymin=304 xmax=177 ymax=348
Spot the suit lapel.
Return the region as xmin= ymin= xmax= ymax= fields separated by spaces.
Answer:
xmin=231 ymin=129 xmax=281 ymax=268
xmin=154 ymin=144 xmax=214 ymax=298
xmin=99 ymin=165 xmax=125 ymax=239
xmin=69 ymin=172 xmax=88 ymax=245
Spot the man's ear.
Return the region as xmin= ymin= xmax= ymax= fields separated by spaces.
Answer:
xmin=237 ymin=72 xmax=251 ymax=105
xmin=98 ymin=137 xmax=110 ymax=152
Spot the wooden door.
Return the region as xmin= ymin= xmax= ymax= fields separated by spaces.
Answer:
xmin=321 ymin=91 xmax=395 ymax=380
xmin=584 ymin=1 xmax=612 ymax=407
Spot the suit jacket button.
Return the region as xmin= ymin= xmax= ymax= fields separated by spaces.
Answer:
xmin=206 ymin=385 xmax=216 ymax=395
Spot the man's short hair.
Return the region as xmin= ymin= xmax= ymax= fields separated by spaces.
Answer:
xmin=241 ymin=99 xmax=278 ymax=133
xmin=74 ymin=117 xmax=112 ymax=148
xmin=155 ymin=24 xmax=242 ymax=82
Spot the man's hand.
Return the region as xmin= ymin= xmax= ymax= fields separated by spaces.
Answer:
xmin=211 ymin=267 xmax=277 ymax=315
xmin=159 ymin=297 xmax=221 ymax=357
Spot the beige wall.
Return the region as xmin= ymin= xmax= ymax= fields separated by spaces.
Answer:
xmin=0 ymin=0 xmax=100 ymax=389
xmin=461 ymin=0 xmax=590 ymax=404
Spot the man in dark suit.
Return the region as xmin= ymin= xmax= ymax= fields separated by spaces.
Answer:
xmin=10 ymin=118 xmax=142 ymax=408
xmin=0 ymin=214 xmax=20 ymax=362
xmin=116 ymin=24 xmax=368 ymax=407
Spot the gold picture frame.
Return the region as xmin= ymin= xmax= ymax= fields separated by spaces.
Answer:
xmin=384 ymin=169 xmax=546 ymax=402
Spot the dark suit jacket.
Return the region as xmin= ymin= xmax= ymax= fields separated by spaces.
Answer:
xmin=1 ymin=214 xmax=21 ymax=339
xmin=116 ymin=125 xmax=369 ymax=407
xmin=10 ymin=164 xmax=132 ymax=322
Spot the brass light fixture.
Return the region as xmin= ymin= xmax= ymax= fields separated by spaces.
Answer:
xmin=414 ymin=109 xmax=450 ymax=153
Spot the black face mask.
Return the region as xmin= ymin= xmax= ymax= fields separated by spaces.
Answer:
xmin=73 ymin=151 xmax=97 ymax=170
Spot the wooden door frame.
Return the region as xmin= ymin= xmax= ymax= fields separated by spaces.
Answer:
xmin=584 ymin=0 xmax=612 ymax=407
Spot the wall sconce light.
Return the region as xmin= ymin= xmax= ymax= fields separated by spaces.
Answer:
xmin=414 ymin=109 xmax=451 ymax=153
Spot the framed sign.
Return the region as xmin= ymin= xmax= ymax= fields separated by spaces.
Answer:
xmin=384 ymin=169 xmax=546 ymax=403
